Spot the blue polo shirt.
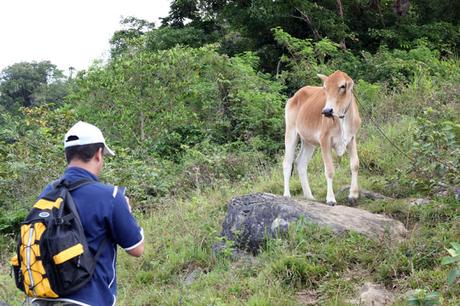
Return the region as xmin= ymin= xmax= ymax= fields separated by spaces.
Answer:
xmin=32 ymin=167 xmax=144 ymax=306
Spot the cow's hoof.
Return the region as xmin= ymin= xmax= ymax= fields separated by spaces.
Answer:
xmin=326 ymin=201 xmax=336 ymax=206
xmin=347 ymin=197 xmax=358 ymax=206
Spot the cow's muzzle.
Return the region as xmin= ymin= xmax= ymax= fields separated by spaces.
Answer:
xmin=322 ymin=108 xmax=334 ymax=118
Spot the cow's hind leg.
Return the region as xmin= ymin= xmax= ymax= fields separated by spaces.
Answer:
xmin=320 ymin=141 xmax=336 ymax=206
xmin=283 ymin=128 xmax=298 ymax=197
xmin=296 ymin=141 xmax=316 ymax=200
xmin=347 ymin=137 xmax=359 ymax=206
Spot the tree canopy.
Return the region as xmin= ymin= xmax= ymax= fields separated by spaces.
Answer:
xmin=0 ymin=61 xmax=67 ymax=113
xmin=154 ymin=0 xmax=460 ymax=71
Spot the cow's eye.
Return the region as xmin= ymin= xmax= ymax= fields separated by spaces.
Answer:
xmin=339 ymin=84 xmax=346 ymax=90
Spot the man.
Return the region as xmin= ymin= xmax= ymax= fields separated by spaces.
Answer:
xmin=32 ymin=121 xmax=144 ymax=306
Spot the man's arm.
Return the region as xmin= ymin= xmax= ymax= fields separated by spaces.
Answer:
xmin=123 ymin=195 xmax=144 ymax=257
xmin=111 ymin=192 xmax=145 ymax=257
xmin=127 ymin=242 xmax=144 ymax=257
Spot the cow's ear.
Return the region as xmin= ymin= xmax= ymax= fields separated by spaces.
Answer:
xmin=347 ymin=79 xmax=354 ymax=91
xmin=317 ymin=74 xmax=327 ymax=83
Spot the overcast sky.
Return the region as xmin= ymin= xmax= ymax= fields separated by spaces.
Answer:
xmin=0 ymin=0 xmax=171 ymax=73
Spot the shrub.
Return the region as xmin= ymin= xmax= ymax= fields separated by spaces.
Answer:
xmin=71 ymin=46 xmax=286 ymax=159
xmin=441 ymin=242 xmax=460 ymax=285
xmin=175 ymin=142 xmax=266 ymax=192
xmin=273 ymin=27 xmax=460 ymax=93
xmin=358 ymin=43 xmax=460 ymax=88
xmin=409 ymin=109 xmax=460 ymax=192
xmin=407 ymin=289 xmax=441 ymax=306
xmin=145 ymin=26 xmax=216 ymax=52
xmin=0 ymin=105 xmax=75 ymax=233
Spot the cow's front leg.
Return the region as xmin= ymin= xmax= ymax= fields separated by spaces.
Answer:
xmin=347 ymin=137 xmax=359 ymax=206
xmin=321 ymin=142 xmax=336 ymax=206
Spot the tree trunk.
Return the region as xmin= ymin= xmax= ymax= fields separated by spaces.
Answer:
xmin=295 ymin=8 xmax=321 ymax=41
xmin=369 ymin=0 xmax=385 ymax=26
xmin=394 ymin=0 xmax=410 ymax=16
xmin=336 ymin=0 xmax=347 ymax=50
xmin=275 ymin=59 xmax=282 ymax=79
xmin=369 ymin=0 xmax=380 ymax=11
xmin=336 ymin=0 xmax=344 ymax=17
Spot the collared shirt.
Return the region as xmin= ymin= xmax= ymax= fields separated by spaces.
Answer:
xmin=32 ymin=167 xmax=144 ymax=306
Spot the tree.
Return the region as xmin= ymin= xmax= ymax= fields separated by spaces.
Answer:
xmin=0 ymin=61 xmax=67 ymax=112
xmin=109 ymin=16 xmax=155 ymax=58
xmin=156 ymin=0 xmax=460 ymax=72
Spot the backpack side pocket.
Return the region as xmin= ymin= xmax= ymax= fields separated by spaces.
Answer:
xmin=10 ymin=255 xmax=25 ymax=292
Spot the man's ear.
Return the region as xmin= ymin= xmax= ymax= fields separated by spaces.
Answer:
xmin=95 ymin=147 xmax=103 ymax=161
xmin=317 ymin=74 xmax=327 ymax=83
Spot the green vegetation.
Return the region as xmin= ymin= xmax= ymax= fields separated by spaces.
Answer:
xmin=0 ymin=61 xmax=67 ymax=114
xmin=1 ymin=0 xmax=459 ymax=304
xmin=442 ymin=242 xmax=460 ymax=286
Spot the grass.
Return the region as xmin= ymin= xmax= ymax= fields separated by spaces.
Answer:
xmin=110 ymin=153 xmax=458 ymax=305
xmin=1 ymin=141 xmax=459 ymax=305
xmin=1 ymin=79 xmax=459 ymax=305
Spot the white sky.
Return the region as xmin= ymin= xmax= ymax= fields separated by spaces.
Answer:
xmin=0 ymin=0 xmax=171 ymax=73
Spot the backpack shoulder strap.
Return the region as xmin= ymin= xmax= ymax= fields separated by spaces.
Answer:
xmin=51 ymin=178 xmax=61 ymax=189
xmin=85 ymin=237 xmax=110 ymax=273
xmin=52 ymin=177 xmax=107 ymax=264
xmin=52 ymin=178 xmax=95 ymax=191
xmin=94 ymin=238 xmax=109 ymax=261
xmin=68 ymin=179 xmax=95 ymax=191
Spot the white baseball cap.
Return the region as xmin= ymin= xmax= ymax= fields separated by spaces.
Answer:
xmin=64 ymin=121 xmax=115 ymax=156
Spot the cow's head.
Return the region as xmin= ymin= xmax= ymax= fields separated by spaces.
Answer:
xmin=318 ymin=71 xmax=354 ymax=119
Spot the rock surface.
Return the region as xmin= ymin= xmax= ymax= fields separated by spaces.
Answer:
xmin=219 ymin=193 xmax=407 ymax=253
xmin=296 ymin=290 xmax=318 ymax=305
xmin=337 ymin=185 xmax=392 ymax=201
xmin=408 ymin=198 xmax=431 ymax=206
xmin=183 ymin=268 xmax=202 ymax=286
xmin=358 ymin=283 xmax=395 ymax=306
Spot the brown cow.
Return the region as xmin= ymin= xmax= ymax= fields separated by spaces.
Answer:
xmin=283 ymin=70 xmax=361 ymax=206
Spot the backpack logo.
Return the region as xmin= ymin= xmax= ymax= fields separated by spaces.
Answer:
xmin=11 ymin=179 xmax=106 ymax=298
xmin=38 ymin=212 xmax=50 ymax=218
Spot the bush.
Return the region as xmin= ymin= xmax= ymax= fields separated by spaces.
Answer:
xmin=0 ymin=105 xmax=76 ymax=233
xmin=272 ymin=27 xmax=344 ymax=94
xmin=409 ymin=108 xmax=460 ymax=192
xmin=71 ymin=46 xmax=286 ymax=159
xmin=273 ymin=27 xmax=460 ymax=93
xmin=145 ymin=26 xmax=216 ymax=52
xmin=175 ymin=142 xmax=266 ymax=191
xmin=101 ymin=146 xmax=176 ymax=202
xmin=358 ymin=42 xmax=460 ymax=88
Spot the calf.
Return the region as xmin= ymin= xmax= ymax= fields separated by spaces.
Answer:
xmin=283 ymin=70 xmax=361 ymax=205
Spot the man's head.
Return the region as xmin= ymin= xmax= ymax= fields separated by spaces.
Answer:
xmin=64 ymin=121 xmax=115 ymax=176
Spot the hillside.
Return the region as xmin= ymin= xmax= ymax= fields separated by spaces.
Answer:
xmin=1 ymin=1 xmax=459 ymax=305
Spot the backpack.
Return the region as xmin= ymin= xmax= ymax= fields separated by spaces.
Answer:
xmin=10 ymin=178 xmax=107 ymax=298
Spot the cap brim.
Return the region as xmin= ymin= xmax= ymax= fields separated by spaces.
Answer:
xmin=103 ymin=145 xmax=115 ymax=157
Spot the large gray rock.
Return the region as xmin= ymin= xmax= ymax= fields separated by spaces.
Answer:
xmin=219 ymin=193 xmax=407 ymax=253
